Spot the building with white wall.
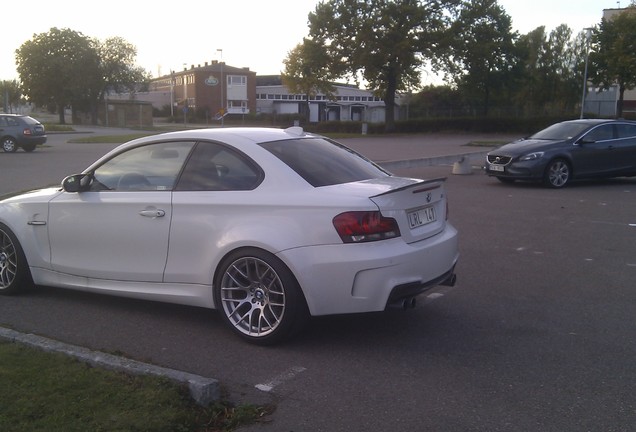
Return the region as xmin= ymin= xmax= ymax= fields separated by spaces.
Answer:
xmin=255 ymin=76 xmax=392 ymax=123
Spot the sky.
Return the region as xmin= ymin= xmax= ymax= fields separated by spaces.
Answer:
xmin=0 ymin=0 xmax=621 ymax=85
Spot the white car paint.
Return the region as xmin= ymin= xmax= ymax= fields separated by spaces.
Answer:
xmin=0 ymin=127 xmax=459 ymax=341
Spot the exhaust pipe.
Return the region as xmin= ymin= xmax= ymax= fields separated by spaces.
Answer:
xmin=388 ymin=297 xmax=417 ymax=310
xmin=440 ymin=273 xmax=457 ymax=287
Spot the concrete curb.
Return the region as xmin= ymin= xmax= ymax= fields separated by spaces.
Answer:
xmin=0 ymin=327 xmax=220 ymax=407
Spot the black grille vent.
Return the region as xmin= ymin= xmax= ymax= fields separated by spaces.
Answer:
xmin=487 ymin=155 xmax=511 ymax=164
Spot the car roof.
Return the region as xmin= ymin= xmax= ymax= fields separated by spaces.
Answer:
xmin=121 ymin=126 xmax=312 ymax=149
xmin=563 ymin=118 xmax=636 ymax=125
xmin=84 ymin=126 xmax=317 ymax=172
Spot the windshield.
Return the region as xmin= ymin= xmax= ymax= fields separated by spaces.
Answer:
xmin=530 ymin=122 xmax=592 ymax=140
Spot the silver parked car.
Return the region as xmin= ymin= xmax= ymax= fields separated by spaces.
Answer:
xmin=0 ymin=127 xmax=458 ymax=344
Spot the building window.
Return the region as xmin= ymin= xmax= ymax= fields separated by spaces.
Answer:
xmin=228 ymin=75 xmax=246 ymax=86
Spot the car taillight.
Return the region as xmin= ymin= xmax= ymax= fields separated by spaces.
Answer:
xmin=333 ymin=211 xmax=401 ymax=243
xmin=23 ymin=128 xmax=32 ymax=135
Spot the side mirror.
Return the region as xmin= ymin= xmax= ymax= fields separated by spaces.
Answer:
xmin=62 ymin=174 xmax=92 ymax=192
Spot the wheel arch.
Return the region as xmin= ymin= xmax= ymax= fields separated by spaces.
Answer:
xmin=211 ymin=245 xmax=310 ymax=311
xmin=547 ymin=154 xmax=575 ymax=177
xmin=543 ymin=156 xmax=573 ymax=188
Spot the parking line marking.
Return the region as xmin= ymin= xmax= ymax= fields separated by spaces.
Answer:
xmin=427 ymin=293 xmax=444 ymax=300
xmin=255 ymin=366 xmax=307 ymax=392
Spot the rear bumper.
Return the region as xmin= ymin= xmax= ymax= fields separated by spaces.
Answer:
xmin=277 ymin=223 xmax=459 ymax=316
xmin=18 ymin=135 xmax=47 ymax=146
xmin=387 ymin=265 xmax=456 ymax=304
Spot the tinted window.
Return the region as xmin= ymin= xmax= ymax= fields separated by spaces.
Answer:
xmin=584 ymin=125 xmax=615 ymax=142
xmin=91 ymin=141 xmax=195 ymax=191
xmin=260 ymin=138 xmax=389 ymax=187
xmin=175 ymin=141 xmax=262 ymax=191
xmin=5 ymin=117 xmax=19 ymax=127
xmin=616 ymin=123 xmax=636 ymax=139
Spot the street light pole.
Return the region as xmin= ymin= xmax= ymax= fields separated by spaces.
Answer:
xmin=580 ymin=28 xmax=593 ymax=119
xmin=170 ymin=71 xmax=174 ymax=118
xmin=183 ymin=63 xmax=188 ymax=127
xmin=217 ymin=49 xmax=224 ymax=127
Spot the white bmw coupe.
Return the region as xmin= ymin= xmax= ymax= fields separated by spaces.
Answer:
xmin=0 ymin=127 xmax=458 ymax=344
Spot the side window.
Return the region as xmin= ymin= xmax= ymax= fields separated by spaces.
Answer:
xmin=90 ymin=141 xmax=195 ymax=191
xmin=616 ymin=123 xmax=636 ymax=139
xmin=175 ymin=141 xmax=262 ymax=191
xmin=584 ymin=125 xmax=615 ymax=142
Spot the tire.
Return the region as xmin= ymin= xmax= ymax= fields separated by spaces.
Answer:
xmin=2 ymin=137 xmax=18 ymax=153
xmin=543 ymin=159 xmax=571 ymax=188
xmin=0 ymin=223 xmax=33 ymax=295
xmin=22 ymin=143 xmax=37 ymax=152
xmin=214 ymin=248 xmax=308 ymax=345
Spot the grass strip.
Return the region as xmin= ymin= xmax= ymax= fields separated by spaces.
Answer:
xmin=0 ymin=341 xmax=272 ymax=431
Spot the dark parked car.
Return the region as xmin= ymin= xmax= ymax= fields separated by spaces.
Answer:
xmin=485 ymin=119 xmax=636 ymax=188
xmin=0 ymin=114 xmax=47 ymax=153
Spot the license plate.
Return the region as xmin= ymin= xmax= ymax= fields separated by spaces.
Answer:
xmin=489 ymin=164 xmax=504 ymax=172
xmin=408 ymin=206 xmax=436 ymax=229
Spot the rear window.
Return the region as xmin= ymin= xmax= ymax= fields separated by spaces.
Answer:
xmin=21 ymin=116 xmax=41 ymax=125
xmin=260 ymin=138 xmax=389 ymax=187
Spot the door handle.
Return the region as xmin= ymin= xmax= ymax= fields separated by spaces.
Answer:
xmin=139 ymin=209 xmax=166 ymax=218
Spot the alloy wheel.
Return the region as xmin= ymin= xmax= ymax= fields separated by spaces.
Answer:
xmin=219 ymin=256 xmax=286 ymax=338
xmin=0 ymin=230 xmax=18 ymax=289
xmin=545 ymin=160 xmax=570 ymax=188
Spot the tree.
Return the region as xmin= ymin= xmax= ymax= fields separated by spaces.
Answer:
xmin=282 ymin=38 xmax=337 ymax=121
xmin=1 ymin=80 xmax=24 ymax=113
xmin=85 ymin=37 xmax=151 ymax=124
xmin=306 ymin=0 xmax=455 ymax=132
xmin=435 ymin=0 xmax=515 ymax=116
xmin=408 ymin=84 xmax=466 ymax=117
xmin=15 ymin=28 xmax=150 ymax=125
xmin=588 ymin=6 xmax=636 ymax=118
xmin=513 ymin=25 xmax=583 ymax=116
xmin=15 ymin=28 xmax=95 ymax=124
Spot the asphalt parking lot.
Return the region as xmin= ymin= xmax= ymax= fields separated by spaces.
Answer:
xmin=1 ymin=129 xmax=635 ymax=431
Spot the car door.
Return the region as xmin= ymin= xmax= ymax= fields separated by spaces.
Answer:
xmin=163 ymin=141 xmax=263 ymax=284
xmin=613 ymin=123 xmax=636 ymax=173
xmin=47 ymin=141 xmax=195 ymax=282
xmin=573 ymin=124 xmax=617 ymax=176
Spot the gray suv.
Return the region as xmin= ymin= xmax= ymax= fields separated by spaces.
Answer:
xmin=0 ymin=114 xmax=47 ymax=152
